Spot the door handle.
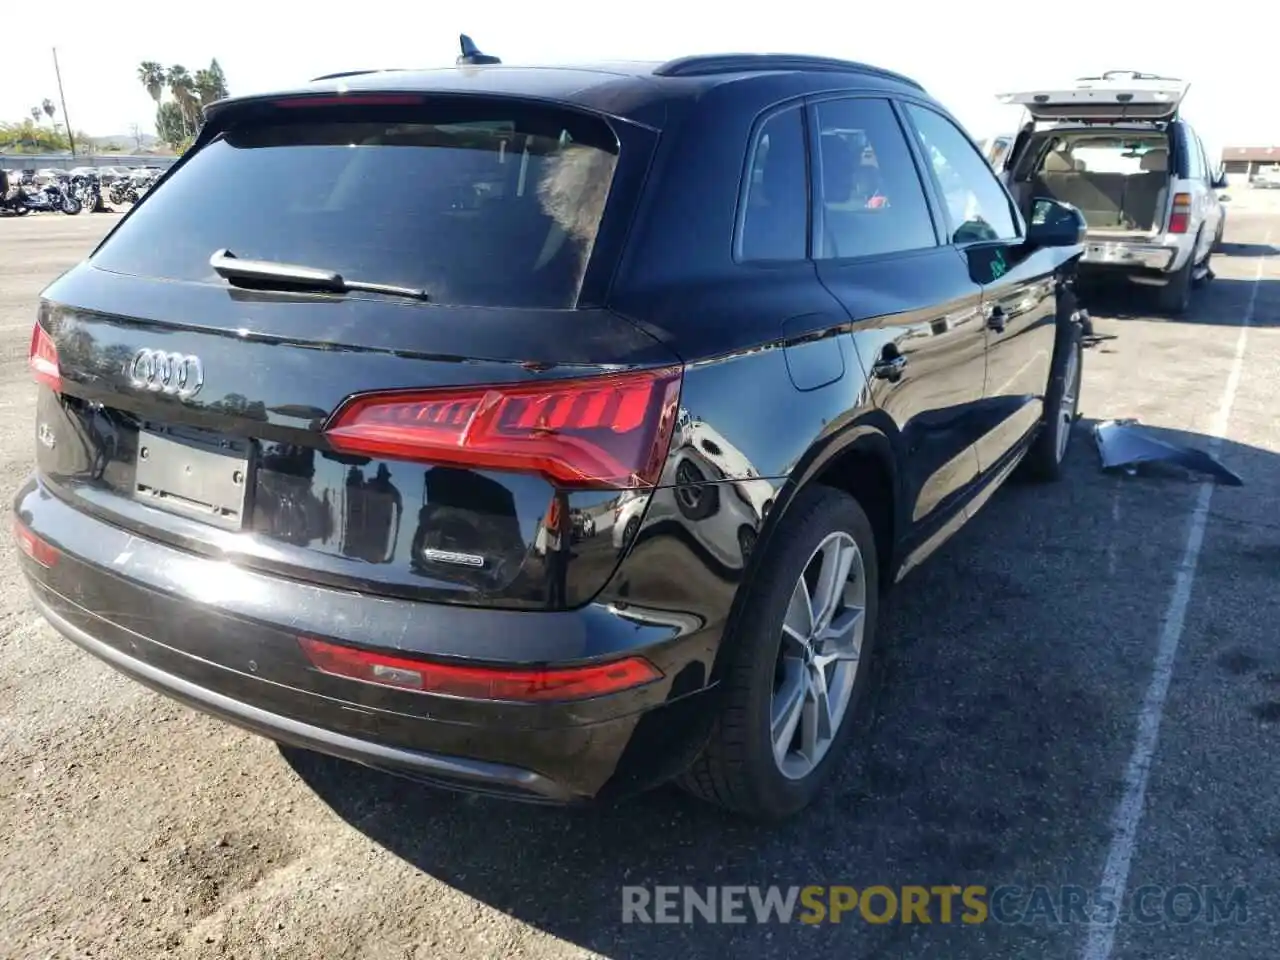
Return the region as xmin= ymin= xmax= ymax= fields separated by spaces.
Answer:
xmin=871 ymin=346 xmax=907 ymax=381
xmin=986 ymin=305 xmax=1007 ymax=333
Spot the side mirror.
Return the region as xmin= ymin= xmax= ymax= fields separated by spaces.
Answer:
xmin=1219 ymin=193 xmax=1232 ymax=203
xmin=1025 ymin=198 xmax=1087 ymax=249
xmin=1212 ymin=171 xmax=1229 ymax=190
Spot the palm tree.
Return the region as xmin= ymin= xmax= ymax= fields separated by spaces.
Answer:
xmin=42 ymin=99 xmax=56 ymax=121
xmin=166 ymin=65 xmax=198 ymax=135
xmin=30 ymin=106 xmax=41 ymax=123
xmin=138 ymin=62 xmax=166 ymax=106
xmin=194 ymin=69 xmax=218 ymax=107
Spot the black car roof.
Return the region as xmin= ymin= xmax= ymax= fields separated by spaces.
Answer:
xmin=205 ymin=56 xmax=927 ymax=131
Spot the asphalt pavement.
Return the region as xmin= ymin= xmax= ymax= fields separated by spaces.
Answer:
xmin=0 ymin=200 xmax=1277 ymax=960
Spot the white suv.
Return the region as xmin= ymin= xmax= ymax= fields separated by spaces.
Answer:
xmin=995 ymin=70 xmax=1225 ymax=314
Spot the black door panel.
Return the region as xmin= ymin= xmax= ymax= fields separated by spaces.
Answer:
xmin=817 ymin=251 xmax=985 ymax=525
xmin=899 ymin=101 xmax=1058 ymax=474
xmin=807 ymin=96 xmax=986 ymax=534
xmin=965 ymin=244 xmax=1059 ymax=469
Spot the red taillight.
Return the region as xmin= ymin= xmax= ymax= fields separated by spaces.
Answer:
xmin=1168 ymin=192 xmax=1192 ymax=234
xmin=29 ymin=323 xmax=60 ymax=392
xmin=274 ymin=94 xmax=425 ymax=108
xmin=324 ymin=367 xmax=683 ymax=489
xmin=13 ymin=518 xmax=58 ymax=568
xmin=298 ymin=636 xmax=662 ymax=701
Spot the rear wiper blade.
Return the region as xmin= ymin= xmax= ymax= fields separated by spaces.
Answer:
xmin=210 ymin=249 xmax=430 ymax=301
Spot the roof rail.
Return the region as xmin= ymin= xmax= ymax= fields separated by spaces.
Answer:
xmin=653 ymin=53 xmax=923 ymax=89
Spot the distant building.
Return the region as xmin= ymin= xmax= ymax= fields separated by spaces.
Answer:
xmin=1220 ymin=146 xmax=1280 ymax=178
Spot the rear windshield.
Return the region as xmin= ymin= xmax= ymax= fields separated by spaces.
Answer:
xmin=1037 ymin=135 xmax=1167 ymax=175
xmin=92 ymin=101 xmax=620 ymax=308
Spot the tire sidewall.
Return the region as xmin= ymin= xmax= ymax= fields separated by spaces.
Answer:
xmin=726 ymin=485 xmax=881 ymax=817
xmin=1044 ymin=321 xmax=1083 ymax=467
xmin=1160 ymin=244 xmax=1197 ymax=313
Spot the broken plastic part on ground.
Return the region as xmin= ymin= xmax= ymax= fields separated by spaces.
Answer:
xmin=1092 ymin=418 xmax=1243 ymax=486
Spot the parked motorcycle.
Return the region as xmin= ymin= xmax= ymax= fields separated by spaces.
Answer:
xmin=4 ymin=182 xmax=82 ymax=215
xmin=70 ymin=173 xmax=105 ymax=213
xmin=108 ymin=178 xmax=140 ymax=206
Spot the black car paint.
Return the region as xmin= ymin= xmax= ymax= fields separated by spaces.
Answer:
xmin=17 ymin=61 xmax=1081 ymax=803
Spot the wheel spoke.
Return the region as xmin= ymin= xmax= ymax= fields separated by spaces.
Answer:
xmin=771 ymin=660 xmax=807 ymax=765
xmin=800 ymin=665 xmax=833 ymax=766
xmin=811 ymin=538 xmax=856 ymax=635
xmin=784 ymin=577 xmax=814 ymax=642
xmin=820 ymin=605 xmax=864 ymax=660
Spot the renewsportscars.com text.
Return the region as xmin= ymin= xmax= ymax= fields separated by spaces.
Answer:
xmin=621 ymin=884 xmax=1248 ymax=925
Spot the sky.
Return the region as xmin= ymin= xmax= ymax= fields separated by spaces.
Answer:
xmin=2 ymin=0 xmax=1275 ymax=160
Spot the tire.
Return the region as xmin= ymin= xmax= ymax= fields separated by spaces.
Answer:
xmin=60 ymin=196 xmax=82 ymax=216
xmin=678 ymin=483 xmax=881 ymax=820
xmin=1020 ymin=291 xmax=1084 ymax=483
xmin=1212 ymin=224 xmax=1225 ymax=253
xmin=1156 ymin=250 xmax=1194 ymax=315
xmin=673 ymin=458 xmax=720 ymax=522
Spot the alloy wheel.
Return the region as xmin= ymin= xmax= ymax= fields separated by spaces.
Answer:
xmin=771 ymin=531 xmax=867 ymax=780
xmin=1055 ymin=344 xmax=1080 ymax=464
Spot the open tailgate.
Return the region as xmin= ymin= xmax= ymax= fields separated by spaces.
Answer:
xmin=998 ymin=71 xmax=1189 ymax=123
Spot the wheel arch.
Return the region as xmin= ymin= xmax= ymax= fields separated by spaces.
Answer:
xmin=707 ymin=415 xmax=904 ymax=685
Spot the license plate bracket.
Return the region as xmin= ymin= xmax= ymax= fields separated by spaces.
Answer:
xmin=133 ymin=427 xmax=252 ymax=530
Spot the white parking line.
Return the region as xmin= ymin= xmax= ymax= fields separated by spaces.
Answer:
xmin=1082 ymin=233 xmax=1271 ymax=960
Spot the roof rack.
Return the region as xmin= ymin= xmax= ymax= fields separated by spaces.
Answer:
xmin=653 ymin=53 xmax=923 ymax=89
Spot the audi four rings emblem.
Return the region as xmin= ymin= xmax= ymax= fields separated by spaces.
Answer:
xmin=127 ymin=348 xmax=204 ymax=398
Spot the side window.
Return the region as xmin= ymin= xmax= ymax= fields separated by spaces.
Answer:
xmin=1183 ymin=127 xmax=1205 ymax=179
xmin=1196 ymin=136 xmax=1211 ymax=182
xmin=903 ymin=104 xmax=1020 ymax=244
xmin=739 ymin=106 xmax=808 ymax=261
xmin=813 ymin=98 xmax=937 ymax=259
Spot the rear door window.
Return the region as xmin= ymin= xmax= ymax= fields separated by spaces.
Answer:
xmin=812 ymin=97 xmax=937 ymax=259
xmin=92 ymin=101 xmax=621 ymax=308
xmin=739 ymin=105 xmax=809 ymax=261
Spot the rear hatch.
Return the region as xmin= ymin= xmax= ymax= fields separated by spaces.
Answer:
xmin=32 ymin=91 xmax=680 ymax=611
xmin=997 ymin=71 xmax=1189 ymax=124
xmin=998 ymin=73 xmax=1187 ymax=240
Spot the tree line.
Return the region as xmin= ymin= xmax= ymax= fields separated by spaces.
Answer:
xmin=0 ymin=98 xmax=92 ymax=154
xmin=137 ymin=60 xmax=230 ymax=151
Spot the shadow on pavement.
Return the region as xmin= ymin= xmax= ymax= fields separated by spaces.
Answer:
xmin=281 ymin=420 xmax=1275 ymax=960
xmin=1215 ymin=241 xmax=1277 ymax=258
xmin=1078 ymin=277 xmax=1279 ymax=327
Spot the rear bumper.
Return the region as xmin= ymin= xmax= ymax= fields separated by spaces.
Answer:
xmin=29 ymin=586 xmax=574 ymax=801
xmin=15 ymin=475 xmax=722 ymax=803
xmin=1078 ymin=238 xmax=1179 ymax=274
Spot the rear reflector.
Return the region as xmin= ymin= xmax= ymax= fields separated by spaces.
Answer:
xmin=29 ymin=323 xmax=60 ymax=392
xmin=1168 ymin=192 xmax=1192 ymax=234
xmin=13 ymin=518 xmax=58 ymax=568
xmin=324 ymin=367 xmax=683 ymax=489
xmin=298 ymin=636 xmax=662 ymax=701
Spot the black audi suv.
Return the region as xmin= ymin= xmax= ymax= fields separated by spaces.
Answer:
xmin=14 ymin=48 xmax=1087 ymax=820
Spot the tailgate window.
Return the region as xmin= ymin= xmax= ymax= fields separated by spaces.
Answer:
xmin=92 ymin=101 xmax=620 ymax=308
